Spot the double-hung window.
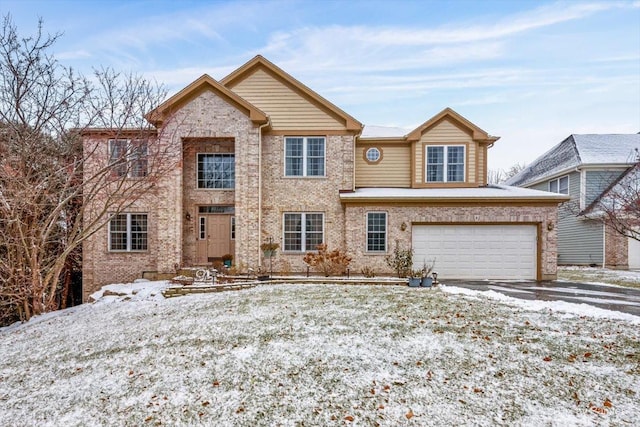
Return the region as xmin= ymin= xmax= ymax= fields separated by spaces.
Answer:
xmin=549 ymin=176 xmax=569 ymax=194
xmin=367 ymin=212 xmax=387 ymax=252
xmin=109 ymin=213 xmax=148 ymax=251
xmin=426 ymin=145 xmax=465 ymax=182
xmin=283 ymin=213 xmax=324 ymax=251
xmin=109 ymin=139 xmax=148 ymax=178
xmin=197 ymin=153 xmax=235 ymax=189
xmin=285 ymin=137 xmax=325 ymax=177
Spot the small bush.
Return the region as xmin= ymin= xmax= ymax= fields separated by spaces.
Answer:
xmin=385 ymin=241 xmax=413 ymax=278
xmin=227 ymin=262 xmax=249 ymax=276
xmin=303 ymin=244 xmax=352 ymax=276
xmin=361 ymin=266 xmax=376 ymax=278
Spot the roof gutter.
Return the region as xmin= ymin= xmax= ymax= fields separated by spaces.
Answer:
xmin=339 ymin=195 xmax=570 ymax=205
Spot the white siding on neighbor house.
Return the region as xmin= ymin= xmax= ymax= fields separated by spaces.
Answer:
xmin=412 ymin=224 xmax=537 ymax=280
xmin=532 ymin=171 xmax=603 ymax=265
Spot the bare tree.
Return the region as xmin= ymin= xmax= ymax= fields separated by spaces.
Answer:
xmin=487 ymin=169 xmax=504 ymax=185
xmin=488 ymin=162 xmax=526 ymax=184
xmin=0 ymin=16 xmax=176 ymax=324
xmin=588 ymin=161 xmax=640 ymax=242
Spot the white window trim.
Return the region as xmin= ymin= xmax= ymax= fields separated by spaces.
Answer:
xmin=108 ymin=139 xmax=148 ymax=179
xmin=425 ymin=145 xmax=466 ymax=183
xmin=196 ymin=152 xmax=236 ymax=190
xmin=230 ymin=216 xmax=236 ymax=240
xmin=282 ymin=212 xmax=325 ymax=252
xmin=108 ymin=213 xmax=148 ymax=252
xmin=549 ymin=175 xmax=569 ymax=195
xmin=284 ymin=136 xmax=326 ymax=178
xmin=366 ymin=211 xmax=387 ymax=253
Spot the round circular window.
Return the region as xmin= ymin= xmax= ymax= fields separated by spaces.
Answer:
xmin=365 ymin=147 xmax=381 ymax=163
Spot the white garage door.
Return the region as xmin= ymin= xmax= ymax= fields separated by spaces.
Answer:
xmin=628 ymin=236 xmax=640 ymax=270
xmin=412 ymin=224 xmax=537 ymax=280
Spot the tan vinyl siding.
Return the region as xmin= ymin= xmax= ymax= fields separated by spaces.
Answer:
xmin=228 ymin=68 xmax=345 ymax=131
xmin=415 ymin=119 xmax=477 ymax=185
xmin=414 ymin=142 xmax=422 ymax=185
xmin=355 ymin=145 xmax=411 ymax=187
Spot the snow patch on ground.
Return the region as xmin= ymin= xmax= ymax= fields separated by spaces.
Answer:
xmin=89 ymin=279 xmax=169 ymax=304
xmin=1 ymin=283 xmax=638 ymax=426
xmin=441 ymin=285 xmax=640 ymax=324
xmin=559 ymin=266 xmax=640 ymax=286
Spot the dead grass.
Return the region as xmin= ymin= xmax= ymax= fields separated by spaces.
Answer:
xmin=558 ymin=267 xmax=640 ymax=289
xmin=0 ymin=284 xmax=638 ymax=426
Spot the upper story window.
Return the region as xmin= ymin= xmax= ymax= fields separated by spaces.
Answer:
xmin=197 ymin=153 xmax=235 ymax=189
xmin=283 ymin=213 xmax=324 ymax=252
xmin=109 ymin=213 xmax=148 ymax=252
xmin=109 ymin=139 xmax=148 ymax=178
xmin=426 ymin=145 xmax=465 ymax=183
xmin=549 ymin=175 xmax=569 ymax=194
xmin=285 ymin=137 xmax=325 ymax=177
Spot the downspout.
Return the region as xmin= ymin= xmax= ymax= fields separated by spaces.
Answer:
xmin=352 ymin=133 xmax=357 ymax=191
xmin=346 ymin=129 xmax=362 ymax=250
xmin=602 ymin=219 xmax=606 ymax=269
xmin=257 ymin=120 xmax=270 ymax=267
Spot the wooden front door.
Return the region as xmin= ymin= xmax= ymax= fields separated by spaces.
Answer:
xmin=196 ymin=214 xmax=232 ymax=263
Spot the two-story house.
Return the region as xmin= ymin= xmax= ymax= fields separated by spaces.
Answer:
xmin=507 ymin=134 xmax=640 ymax=269
xmin=82 ymin=55 xmax=568 ymax=300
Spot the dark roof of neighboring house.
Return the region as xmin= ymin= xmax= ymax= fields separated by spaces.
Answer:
xmin=506 ymin=134 xmax=640 ymax=187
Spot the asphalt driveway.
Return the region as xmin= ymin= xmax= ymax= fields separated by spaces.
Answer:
xmin=442 ymin=280 xmax=640 ymax=316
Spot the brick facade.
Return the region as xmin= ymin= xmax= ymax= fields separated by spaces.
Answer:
xmin=82 ymin=56 xmax=566 ymax=299
xmin=259 ymin=133 xmax=355 ymax=272
xmin=343 ymin=204 xmax=559 ymax=281
xmin=82 ymin=89 xmax=261 ymax=300
xmin=604 ymin=222 xmax=629 ymax=269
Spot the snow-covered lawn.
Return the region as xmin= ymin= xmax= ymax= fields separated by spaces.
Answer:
xmin=558 ymin=266 xmax=640 ymax=289
xmin=1 ymin=282 xmax=638 ymax=426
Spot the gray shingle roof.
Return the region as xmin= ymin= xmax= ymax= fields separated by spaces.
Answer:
xmin=506 ymin=134 xmax=640 ymax=187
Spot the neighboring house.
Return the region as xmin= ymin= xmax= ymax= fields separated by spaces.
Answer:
xmin=506 ymin=134 xmax=640 ymax=269
xmin=81 ymin=55 xmax=568 ymax=300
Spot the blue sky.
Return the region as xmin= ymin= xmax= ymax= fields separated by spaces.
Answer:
xmin=2 ymin=0 xmax=639 ymax=171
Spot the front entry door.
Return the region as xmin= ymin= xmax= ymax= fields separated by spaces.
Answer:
xmin=207 ymin=215 xmax=231 ymax=259
xmin=196 ymin=213 xmax=233 ymax=263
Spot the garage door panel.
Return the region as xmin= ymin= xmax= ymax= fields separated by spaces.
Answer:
xmin=412 ymin=224 xmax=537 ymax=280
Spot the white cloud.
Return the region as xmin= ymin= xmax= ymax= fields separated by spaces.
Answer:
xmin=56 ymin=49 xmax=92 ymax=60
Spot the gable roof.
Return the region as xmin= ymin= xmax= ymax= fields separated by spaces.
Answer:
xmin=220 ymin=55 xmax=362 ymax=132
xmin=507 ymin=134 xmax=640 ymax=187
xmin=406 ymin=107 xmax=500 ymax=143
xmin=145 ymin=74 xmax=268 ymax=126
